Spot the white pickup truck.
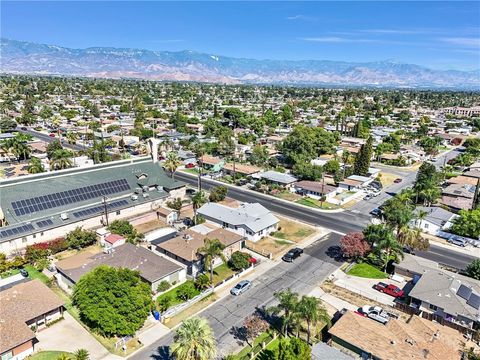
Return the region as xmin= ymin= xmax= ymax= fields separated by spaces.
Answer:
xmin=361 ymin=305 xmax=392 ymax=325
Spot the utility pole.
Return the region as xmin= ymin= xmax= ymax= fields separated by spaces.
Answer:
xmin=102 ymin=196 xmax=109 ymax=226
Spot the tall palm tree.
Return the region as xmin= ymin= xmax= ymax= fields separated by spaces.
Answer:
xmin=421 ymin=187 xmax=441 ymax=207
xmin=193 ymin=143 xmax=205 ymax=191
xmin=27 ymin=157 xmax=45 ymax=174
xmin=198 ymin=238 xmax=226 ymax=283
xmin=415 ymin=209 xmax=428 ymax=228
xmin=375 ymin=229 xmax=404 ymax=272
xmin=192 ymin=191 xmax=207 ymax=224
xmin=269 ymin=288 xmax=299 ymax=336
xmin=164 ymin=152 xmax=181 ymax=180
xmin=297 ymin=296 xmax=330 ymax=344
xmin=66 ymin=131 xmax=79 ymax=145
xmin=73 ymin=349 xmax=90 ymax=360
xmin=170 ymin=317 xmax=216 ymax=360
xmin=398 ymin=226 xmax=429 ymax=251
xmin=50 ymin=149 xmax=74 ymax=170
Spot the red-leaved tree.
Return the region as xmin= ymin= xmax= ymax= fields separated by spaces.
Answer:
xmin=340 ymin=232 xmax=371 ymax=260
xmin=243 ymin=314 xmax=269 ymax=346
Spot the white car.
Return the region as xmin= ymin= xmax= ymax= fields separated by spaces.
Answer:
xmin=230 ymin=280 xmax=252 ymax=296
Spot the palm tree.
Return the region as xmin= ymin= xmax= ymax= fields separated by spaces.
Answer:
xmin=415 ymin=209 xmax=429 ymax=228
xmin=375 ymin=228 xmax=404 ymax=272
xmin=56 ymin=354 xmax=70 ymax=360
xmin=297 ymin=296 xmax=330 ymax=344
xmin=170 ymin=317 xmax=216 ymax=360
xmin=28 ymin=157 xmax=45 ymax=174
xmin=74 ymin=349 xmax=89 ymax=360
xmin=198 ymin=238 xmax=226 ymax=283
xmin=398 ymin=226 xmax=429 ymax=251
xmin=193 ymin=143 xmax=205 ymax=191
xmin=192 ymin=191 xmax=207 ymax=224
xmin=164 ymin=152 xmax=181 ymax=180
xmin=66 ymin=131 xmax=79 ymax=145
xmin=421 ymin=187 xmax=441 ymax=207
xmin=50 ymin=149 xmax=74 ymax=170
xmin=269 ymin=288 xmax=299 ymax=336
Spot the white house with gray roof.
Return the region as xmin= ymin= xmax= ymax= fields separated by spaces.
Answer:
xmin=197 ymin=202 xmax=279 ymax=242
xmin=412 ymin=206 xmax=457 ymax=236
xmin=254 ymin=171 xmax=298 ymax=188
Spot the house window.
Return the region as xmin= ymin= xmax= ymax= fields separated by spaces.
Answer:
xmin=116 ymin=210 xmax=121 ymax=215
xmin=429 ymin=304 xmax=438 ymax=311
xmin=22 ymin=237 xmax=28 ymax=243
xmin=41 ymin=232 xmax=44 ymax=236
xmin=222 ymin=222 xmax=228 ymax=228
xmin=2 ymin=352 xmax=13 ymax=360
xmin=424 ymin=223 xmax=429 ymax=229
xmin=33 ymin=234 xmax=36 ymax=239
xmin=247 ymin=230 xmax=253 ymax=236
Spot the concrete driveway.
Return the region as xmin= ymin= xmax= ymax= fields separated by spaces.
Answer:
xmin=35 ymin=312 xmax=111 ymax=360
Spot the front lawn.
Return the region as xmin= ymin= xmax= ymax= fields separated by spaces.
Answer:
xmin=211 ymin=263 xmax=236 ymax=285
xmin=271 ymin=217 xmax=315 ymax=243
xmin=28 ymin=351 xmax=73 ymax=360
xmin=0 ymin=265 xmax=49 ymax=284
xmin=156 ymin=280 xmax=201 ymax=309
xmin=296 ymin=197 xmax=339 ymax=210
xmin=274 ymin=190 xmax=301 ymax=202
xmin=347 ymin=263 xmax=388 ymax=279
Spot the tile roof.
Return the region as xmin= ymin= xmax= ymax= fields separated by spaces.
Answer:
xmin=56 ymin=243 xmax=182 ymax=284
xmin=105 ymin=234 xmax=125 ymax=244
xmin=329 ymin=311 xmax=465 ymax=360
xmin=442 ymin=184 xmax=475 ymax=199
xmin=0 ymin=279 xmax=64 ymax=353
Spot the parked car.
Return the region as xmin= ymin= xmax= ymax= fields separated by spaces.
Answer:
xmin=49 ymin=133 xmax=56 ymax=137
xmin=282 ymin=247 xmax=303 ymax=262
xmin=373 ymin=282 xmax=404 ymax=298
xmin=448 ymin=236 xmax=467 ymax=247
xmin=185 ymin=163 xmax=196 ymax=168
xmin=360 ymin=306 xmax=390 ymax=325
xmin=363 ymin=194 xmax=373 ymax=201
xmin=19 ymin=268 xmax=28 ymax=277
xmin=186 ymin=188 xmax=197 ymax=195
xmin=394 ymin=178 xmax=403 ymax=183
xmin=183 ymin=217 xmax=194 ymax=227
xmin=370 ymin=208 xmax=382 ymax=216
xmin=230 ymin=280 xmax=251 ymax=296
xmin=20 ymin=126 xmax=28 ymax=131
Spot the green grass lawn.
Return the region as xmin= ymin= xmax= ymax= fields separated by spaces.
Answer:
xmin=1 ymin=265 xmax=49 ymax=283
xmin=347 ymin=263 xmax=388 ymax=279
xmin=156 ymin=281 xmax=201 ymax=308
xmin=233 ymin=332 xmax=273 ymax=360
xmin=211 ymin=263 xmax=236 ymax=285
xmin=274 ymin=191 xmax=301 ymax=202
xmin=182 ymin=168 xmax=199 ymax=175
xmin=28 ymin=351 xmax=73 ymax=360
xmin=296 ymin=197 xmax=339 ymax=210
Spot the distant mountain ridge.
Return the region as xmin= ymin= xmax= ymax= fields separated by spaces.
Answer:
xmin=1 ymin=38 xmax=479 ymax=89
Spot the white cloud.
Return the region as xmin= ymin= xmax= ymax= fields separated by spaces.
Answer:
xmin=299 ymin=37 xmax=377 ymax=43
xmin=439 ymin=37 xmax=480 ymax=48
xmin=286 ymin=15 xmax=316 ymax=21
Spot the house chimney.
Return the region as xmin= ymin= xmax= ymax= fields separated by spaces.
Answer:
xmin=148 ymin=137 xmax=161 ymax=163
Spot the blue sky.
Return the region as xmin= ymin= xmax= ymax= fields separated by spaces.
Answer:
xmin=2 ymin=1 xmax=479 ymax=70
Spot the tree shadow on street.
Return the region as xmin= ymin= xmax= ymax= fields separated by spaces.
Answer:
xmin=150 ymin=346 xmax=170 ymax=360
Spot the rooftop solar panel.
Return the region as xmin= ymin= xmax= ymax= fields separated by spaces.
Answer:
xmin=457 ymin=284 xmax=472 ymax=300
xmin=467 ymin=293 xmax=480 ymax=310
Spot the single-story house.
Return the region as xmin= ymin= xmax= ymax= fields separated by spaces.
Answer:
xmin=254 ymin=171 xmax=298 ymax=188
xmin=197 ymin=202 xmax=279 ymax=242
xmin=329 ymin=310 xmax=467 ymax=360
xmin=442 ymin=184 xmax=476 ymax=199
xmin=395 ymin=254 xmax=480 ymax=331
xmin=0 ymin=280 xmax=65 ymax=360
xmin=55 ymin=242 xmax=186 ymax=292
xmin=440 ymin=196 xmax=474 ymax=212
xmin=156 ymin=207 xmax=178 ymax=224
xmin=463 ymin=170 xmax=480 ymax=180
xmin=293 ymin=181 xmax=337 ymax=201
xmin=156 ymin=225 xmax=245 ymax=277
xmin=338 ymin=175 xmax=373 ymax=190
xmin=223 ymin=163 xmax=261 ymax=177
xmin=412 ymin=206 xmax=457 ymax=236
xmin=447 ymin=175 xmax=478 ymax=186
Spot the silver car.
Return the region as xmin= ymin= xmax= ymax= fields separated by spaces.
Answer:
xmin=230 ymin=280 xmax=252 ymax=296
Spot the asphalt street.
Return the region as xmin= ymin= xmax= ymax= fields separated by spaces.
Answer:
xmin=131 ymin=233 xmax=342 ymax=360
xmin=17 ymin=127 xmax=87 ymax=152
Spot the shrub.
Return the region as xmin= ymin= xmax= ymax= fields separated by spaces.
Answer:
xmin=107 ymin=220 xmax=144 ymax=244
xmin=157 ymin=280 xmax=171 ymax=293
xmin=229 ymin=251 xmax=251 ymax=271
xmin=209 ymin=186 xmax=228 ymax=202
xmin=195 ymin=274 xmax=211 ymax=289
xmin=66 ymin=227 xmax=96 ymax=250
xmin=158 ymin=295 xmax=172 ymax=312
xmin=176 ymin=281 xmax=198 ymax=301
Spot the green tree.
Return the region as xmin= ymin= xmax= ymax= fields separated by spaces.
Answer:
xmin=249 ymin=145 xmax=269 ymax=166
xmin=164 ymin=152 xmax=181 ymax=180
xmin=465 ymin=259 xmax=480 ymax=280
xmin=269 ymin=288 xmax=299 ymax=336
xmin=171 ymin=317 xmax=216 ymax=360
xmin=450 ymin=209 xmax=480 ymax=239
xmin=0 ymin=118 xmax=17 ymax=132
xmin=27 ymin=157 xmax=45 ymax=174
xmin=208 ymin=186 xmax=228 ymax=202
xmin=297 ymin=296 xmax=330 ymax=344
xmin=353 ymin=136 xmax=373 ymax=176
xmin=107 ymin=220 xmax=144 ymax=244
xmin=192 ymin=191 xmax=207 ymax=224
xmin=74 ymin=349 xmax=90 ymax=360
xmin=66 ymin=227 xmax=96 ymax=250
xmin=364 ymin=224 xmax=404 ymax=271
xmin=73 ymin=266 xmax=152 ymax=337
xmin=198 ymin=238 xmax=227 ymax=283
xmin=228 ymin=251 xmax=251 ymax=271
xmin=195 ymin=274 xmax=211 ymax=290
xmin=66 ymin=132 xmax=79 ymax=145
xmin=278 ymin=338 xmax=295 ymax=360
xmin=289 ymin=338 xmax=311 ymax=359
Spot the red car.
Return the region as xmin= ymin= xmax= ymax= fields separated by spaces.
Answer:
xmin=185 ymin=163 xmax=196 ymax=169
xmin=374 ymin=282 xmax=405 ymax=298
xmin=394 ymin=178 xmax=402 ymax=183
xmin=49 ymin=133 xmax=56 ymax=137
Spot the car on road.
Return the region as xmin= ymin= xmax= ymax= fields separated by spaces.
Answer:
xmin=282 ymin=247 xmax=303 ymax=262
xmin=20 ymin=127 xmax=27 ymax=131
xmin=230 ymin=280 xmax=251 ymax=295
xmin=185 ymin=163 xmax=196 ymax=168
xmin=363 ymin=194 xmax=373 ymax=201
xmin=373 ymin=282 xmax=404 ymax=298
xmin=19 ymin=268 xmax=28 ymax=277
xmin=370 ymin=208 xmax=382 ymax=217
xmin=393 ymin=178 xmax=403 ymax=183
xmin=448 ymin=236 xmax=467 ymax=247
xmin=49 ymin=133 xmax=56 ymax=137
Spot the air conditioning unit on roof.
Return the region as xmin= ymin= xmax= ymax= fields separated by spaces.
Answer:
xmin=60 ymin=213 xmax=69 ymax=220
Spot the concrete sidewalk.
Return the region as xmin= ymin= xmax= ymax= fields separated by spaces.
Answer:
xmin=424 ymin=233 xmax=480 ymax=259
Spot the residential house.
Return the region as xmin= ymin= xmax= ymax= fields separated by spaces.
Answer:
xmin=338 ymin=175 xmax=373 ymax=191
xmin=223 ymin=163 xmax=261 ymax=177
xmin=413 ymin=206 xmax=457 ymax=236
xmin=197 ymin=202 xmax=279 ymax=242
xmin=329 ymin=310 xmax=468 ymax=360
xmin=255 ymin=171 xmax=298 ymax=189
xmin=101 ymin=233 xmax=126 ymax=251
xmin=156 ymin=225 xmax=245 ymax=277
xmin=0 ymin=280 xmax=64 ymax=360
xmin=55 ymin=242 xmax=186 ymax=292
xmin=447 ymin=175 xmax=478 ymax=186
xmin=440 ymin=183 xmax=475 ymax=211
xmin=293 ymin=181 xmax=337 ymax=201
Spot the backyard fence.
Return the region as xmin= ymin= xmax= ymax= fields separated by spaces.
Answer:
xmin=161 ymin=287 xmax=214 ymax=320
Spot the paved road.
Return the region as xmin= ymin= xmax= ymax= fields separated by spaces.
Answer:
xmin=176 ymin=170 xmax=477 ymax=270
xmin=131 ymin=233 xmax=342 ymax=360
xmin=17 ymin=127 xmax=87 ymax=152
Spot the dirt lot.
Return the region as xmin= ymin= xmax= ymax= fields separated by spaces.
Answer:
xmin=134 ymin=218 xmax=168 ymax=234
xmin=379 ymin=172 xmax=399 ymax=187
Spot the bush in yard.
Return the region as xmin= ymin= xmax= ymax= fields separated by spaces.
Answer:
xmin=195 ymin=274 xmax=211 ymax=289
xmin=340 ymin=232 xmax=371 ymax=260
xmin=176 ymin=281 xmax=198 ymax=301
xmin=229 ymin=251 xmax=251 ymax=271
xmin=157 ymin=280 xmax=171 ymax=293
xmin=209 ymin=185 xmax=228 ymax=202
xmin=158 ymin=295 xmax=172 ymax=312
xmin=25 ymin=245 xmax=49 ymax=268
xmin=73 ymin=265 xmax=152 ymax=337
xmin=465 ymin=259 xmax=480 ymax=280
xmin=66 ymin=228 xmax=96 ymax=250
xmin=107 ymin=220 xmax=144 ymax=244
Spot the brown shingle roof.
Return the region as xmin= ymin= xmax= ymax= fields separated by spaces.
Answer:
xmin=295 ymin=181 xmax=337 ymax=195
xmin=329 ymin=311 xmax=465 ymax=360
xmin=223 ymin=162 xmax=261 ymax=175
xmin=56 ymin=243 xmax=182 ymax=284
xmin=157 ymin=228 xmax=244 ymax=262
xmin=447 ymin=175 xmax=478 ymax=186
xmin=0 ymin=279 xmax=64 ymax=353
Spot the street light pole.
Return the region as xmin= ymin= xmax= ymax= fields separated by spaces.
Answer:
xmin=102 ymin=196 xmax=109 ymax=226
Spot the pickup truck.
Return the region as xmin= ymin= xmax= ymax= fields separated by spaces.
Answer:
xmin=360 ymin=305 xmax=391 ymax=325
xmin=373 ymin=282 xmax=405 ymax=298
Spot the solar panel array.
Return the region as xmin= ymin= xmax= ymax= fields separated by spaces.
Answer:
xmin=72 ymin=199 xmax=129 ymax=219
xmin=11 ymin=179 xmax=131 ymax=216
xmin=467 ymin=293 xmax=480 ymax=310
xmin=457 ymin=284 xmax=472 ymax=300
xmin=0 ymin=224 xmax=35 ymax=239
xmin=36 ymin=219 xmax=54 ymax=228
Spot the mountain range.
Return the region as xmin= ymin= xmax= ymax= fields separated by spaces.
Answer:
xmin=1 ymin=38 xmax=479 ymax=89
